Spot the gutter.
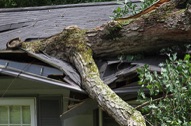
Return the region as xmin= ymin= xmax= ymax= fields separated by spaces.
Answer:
xmin=0 ymin=65 xmax=86 ymax=93
xmin=0 ymin=65 xmax=144 ymax=95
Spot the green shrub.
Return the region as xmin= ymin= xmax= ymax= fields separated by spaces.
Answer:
xmin=137 ymin=54 xmax=191 ymax=126
xmin=111 ymin=0 xmax=158 ymax=19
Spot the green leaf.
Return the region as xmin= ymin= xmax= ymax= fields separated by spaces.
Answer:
xmin=138 ymin=53 xmax=191 ymax=125
xmin=148 ymin=104 xmax=158 ymax=109
xmin=184 ymin=54 xmax=190 ymax=61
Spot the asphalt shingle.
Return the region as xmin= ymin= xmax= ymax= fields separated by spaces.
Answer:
xmin=0 ymin=2 xmax=123 ymax=49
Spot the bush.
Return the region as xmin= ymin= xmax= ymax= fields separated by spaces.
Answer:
xmin=137 ymin=54 xmax=191 ymax=126
xmin=111 ymin=0 xmax=158 ymax=19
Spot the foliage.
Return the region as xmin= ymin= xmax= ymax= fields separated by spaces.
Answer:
xmin=111 ymin=0 xmax=158 ymax=19
xmin=0 ymin=0 xmax=114 ymax=8
xmin=117 ymin=53 xmax=144 ymax=62
xmin=111 ymin=2 xmax=138 ymax=19
xmin=137 ymin=54 xmax=191 ymax=126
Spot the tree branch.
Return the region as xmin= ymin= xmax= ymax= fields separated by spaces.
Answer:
xmin=135 ymin=94 xmax=174 ymax=110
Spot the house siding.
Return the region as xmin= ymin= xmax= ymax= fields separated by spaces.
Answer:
xmin=63 ymin=112 xmax=94 ymax=126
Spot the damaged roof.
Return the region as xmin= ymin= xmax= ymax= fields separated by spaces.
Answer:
xmin=0 ymin=49 xmax=165 ymax=96
xmin=0 ymin=1 xmax=165 ymax=97
xmin=0 ymin=2 xmax=120 ymax=49
xmin=0 ymin=1 xmax=142 ymax=49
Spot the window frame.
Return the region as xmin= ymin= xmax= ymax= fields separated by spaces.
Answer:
xmin=0 ymin=97 xmax=37 ymax=126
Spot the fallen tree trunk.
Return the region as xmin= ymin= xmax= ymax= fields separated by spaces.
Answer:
xmin=7 ymin=0 xmax=191 ymax=126
xmin=21 ymin=26 xmax=146 ymax=125
xmin=87 ymin=0 xmax=191 ymax=57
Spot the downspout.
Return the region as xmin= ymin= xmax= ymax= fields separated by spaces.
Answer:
xmin=99 ymin=108 xmax=103 ymax=126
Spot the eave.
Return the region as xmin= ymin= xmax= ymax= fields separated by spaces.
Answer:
xmin=0 ymin=64 xmax=85 ymax=93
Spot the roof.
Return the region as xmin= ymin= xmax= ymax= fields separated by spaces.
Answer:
xmin=0 ymin=1 xmax=164 ymax=97
xmin=0 ymin=49 xmax=165 ymax=97
xmin=0 ymin=50 xmax=84 ymax=93
xmin=0 ymin=1 xmax=142 ymax=50
xmin=0 ymin=2 xmax=117 ymax=49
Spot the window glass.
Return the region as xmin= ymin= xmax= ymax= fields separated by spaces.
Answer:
xmin=22 ymin=106 xmax=31 ymax=124
xmin=0 ymin=106 xmax=8 ymax=124
xmin=0 ymin=98 xmax=35 ymax=126
xmin=10 ymin=106 xmax=21 ymax=124
xmin=0 ymin=105 xmax=31 ymax=126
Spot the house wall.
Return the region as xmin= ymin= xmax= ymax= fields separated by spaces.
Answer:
xmin=0 ymin=76 xmax=105 ymax=126
xmin=0 ymin=77 xmax=70 ymax=126
xmin=0 ymin=76 xmax=139 ymax=126
xmin=63 ymin=111 xmax=94 ymax=126
xmin=0 ymin=77 xmax=70 ymax=95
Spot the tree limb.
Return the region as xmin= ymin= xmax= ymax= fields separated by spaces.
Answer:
xmin=87 ymin=1 xmax=191 ymax=58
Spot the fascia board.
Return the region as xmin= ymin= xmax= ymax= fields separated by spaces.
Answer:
xmin=0 ymin=66 xmax=85 ymax=94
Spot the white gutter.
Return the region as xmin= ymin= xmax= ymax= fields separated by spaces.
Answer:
xmin=0 ymin=65 xmax=86 ymax=93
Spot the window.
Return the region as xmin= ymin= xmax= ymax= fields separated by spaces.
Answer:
xmin=0 ymin=98 xmax=36 ymax=126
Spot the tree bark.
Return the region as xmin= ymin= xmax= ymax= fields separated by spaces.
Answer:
xmin=13 ymin=0 xmax=191 ymax=126
xmin=87 ymin=0 xmax=191 ymax=57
